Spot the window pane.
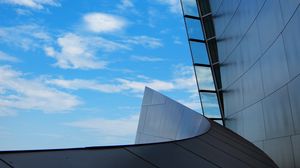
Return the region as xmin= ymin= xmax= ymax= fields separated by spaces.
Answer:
xmin=181 ymin=0 xmax=199 ymax=17
xmin=185 ymin=18 xmax=204 ymax=40
xmin=200 ymin=92 xmax=221 ymax=118
xmin=195 ymin=66 xmax=215 ymax=90
xmin=190 ymin=41 xmax=209 ymax=64
xmin=213 ymin=120 xmax=223 ymax=125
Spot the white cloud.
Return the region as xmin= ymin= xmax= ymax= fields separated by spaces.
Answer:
xmin=0 ymin=66 xmax=81 ymax=113
xmin=46 ymin=65 xmax=198 ymax=97
xmin=64 ymin=114 xmax=139 ymax=137
xmin=0 ymin=24 xmax=51 ymax=50
xmin=117 ymin=0 xmax=134 ymax=10
xmin=125 ymin=36 xmax=163 ymax=48
xmin=130 ymin=55 xmax=164 ymax=62
xmin=47 ymin=77 xmax=174 ymax=95
xmin=0 ymin=51 xmax=19 ymax=62
xmin=44 ymin=33 xmax=110 ymax=70
xmin=83 ymin=12 xmax=127 ymax=33
xmin=155 ymin=0 xmax=181 ymax=13
xmin=46 ymin=79 xmax=126 ymax=93
xmin=0 ymin=0 xmax=60 ymax=9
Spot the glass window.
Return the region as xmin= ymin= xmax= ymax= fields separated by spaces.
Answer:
xmin=195 ymin=66 xmax=215 ymax=90
xmin=185 ymin=18 xmax=204 ymax=40
xmin=200 ymin=92 xmax=221 ymax=118
xmin=181 ymin=0 xmax=199 ymax=17
xmin=190 ymin=41 xmax=209 ymax=65
xmin=213 ymin=120 xmax=223 ymax=125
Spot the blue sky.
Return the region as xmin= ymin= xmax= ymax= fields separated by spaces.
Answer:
xmin=0 ymin=0 xmax=201 ymax=150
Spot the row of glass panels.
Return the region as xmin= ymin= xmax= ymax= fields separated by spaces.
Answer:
xmin=181 ymin=0 xmax=222 ymax=119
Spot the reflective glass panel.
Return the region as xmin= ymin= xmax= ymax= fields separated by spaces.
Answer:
xmin=195 ymin=66 xmax=215 ymax=90
xmin=190 ymin=41 xmax=209 ymax=65
xmin=200 ymin=92 xmax=221 ymax=118
xmin=213 ymin=120 xmax=223 ymax=125
xmin=181 ymin=0 xmax=199 ymax=17
xmin=185 ymin=18 xmax=204 ymax=40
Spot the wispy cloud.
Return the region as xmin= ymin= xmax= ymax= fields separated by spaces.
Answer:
xmin=0 ymin=66 xmax=81 ymax=114
xmin=155 ymin=0 xmax=181 ymax=14
xmin=47 ymin=77 xmax=175 ymax=95
xmin=44 ymin=33 xmax=120 ymax=70
xmin=117 ymin=0 xmax=134 ymax=10
xmin=64 ymin=114 xmax=139 ymax=137
xmin=124 ymin=35 xmax=163 ymax=48
xmin=0 ymin=51 xmax=19 ymax=62
xmin=130 ymin=55 xmax=164 ymax=62
xmin=83 ymin=12 xmax=127 ymax=33
xmin=172 ymin=36 xmax=183 ymax=45
xmin=46 ymin=65 xmax=198 ymax=98
xmin=0 ymin=0 xmax=60 ymax=9
xmin=46 ymin=79 xmax=126 ymax=93
xmin=44 ymin=33 xmax=162 ymax=70
xmin=0 ymin=24 xmax=51 ymax=50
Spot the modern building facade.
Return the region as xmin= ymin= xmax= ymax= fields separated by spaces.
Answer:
xmin=182 ymin=0 xmax=300 ymax=167
xmin=1 ymin=0 xmax=299 ymax=167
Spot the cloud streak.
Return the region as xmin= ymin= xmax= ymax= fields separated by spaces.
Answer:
xmin=0 ymin=51 xmax=19 ymax=62
xmin=0 ymin=66 xmax=81 ymax=114
xmin=124 ymin=36 xmax=163 ymax=48
xmin=0 ymin=24 xmax=51 ymax=51
xmin=130 ymin=55 xmax=164 ymax=62
xmin=155 ymin=0 xmax=181 ymax=14
xmin=0 ymin=0 xmax=60 ymax=9
xmin=47 ymin=65 xmax=198 ymax=97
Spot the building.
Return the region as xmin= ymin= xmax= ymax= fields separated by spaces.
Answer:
xmin=0 ymin=0 xmax=299 ymax=167
xmin=181 ymin=0 xmax=300 ymax=167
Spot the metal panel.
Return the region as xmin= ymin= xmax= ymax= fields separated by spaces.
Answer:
xmin=136 ymin=87 xmax=210 ymax=144
xmin=260 ymin=35 xmax=289 ymax=96
xmin=176 ymin=138 xmax=251 ymax=168
xmin=288 ymin=75 xmax=300 ymax=133
xmin=243 ymin=102 xmax=266 ymax=141
xmin=292 ymin=134 xmax=300 ymax=168
xmin=126 ymin=143 xmax=218 ymax=168
xmin=210 ymin=0 xmax=223 ymax=14
xmin=278 ymin=0 xmax=300 ymax=24
xmin=159 ymin=99 xmax=183 ymax=139
xmin=0 ymin=148 xmax=156 ymax=168
xmin=262 ymin=86 xmax=294 ymax=139
xmin=282 ymin=6 xmax=300 ymax=79
xmin=256 ymin=0 xmax=284 ymax=53
xmin=225 ymin=111 xmax=244 ymax=137
xmin=264 ymin=136 xmax=295 ymax=168
xmin=240 ymin=20 xmax=262 ymax=72
xmin=242 ymin=62 xmax=264 ymax=106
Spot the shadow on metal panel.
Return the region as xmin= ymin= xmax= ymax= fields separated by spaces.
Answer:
xmin=0 ymin=87 xmax=277 ymax=168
